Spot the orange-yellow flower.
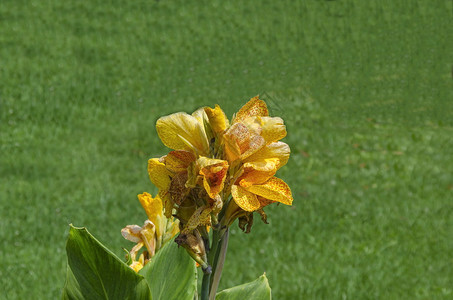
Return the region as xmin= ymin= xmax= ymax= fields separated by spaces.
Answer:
xmin=222 ymin=97 xmax=293 ymax=213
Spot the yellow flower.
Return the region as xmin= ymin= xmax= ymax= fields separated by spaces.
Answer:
xmin=145 ymin=96 xmax=292 ymax=237
xmin=121 ymin=193 xmax=179 ymax=272
xmin=223 ymin=97 xmax=287 ymax=165
xmin=221 ymin=97 xmax=293 ymax=213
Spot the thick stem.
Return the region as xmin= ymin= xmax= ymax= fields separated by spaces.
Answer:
xmin=201 ymin=229 xmax=219 ymax=300
xmin=209 ymin=229 xmax=229 ymax=300
xmin=200 ymin=269 xmax=211 ymax=300
xmin=200 ymin=232 xmax=215 ymax=300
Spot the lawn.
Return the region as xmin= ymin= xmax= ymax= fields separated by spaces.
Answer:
xmin=1 ymin=1 xmax=453 ymax=299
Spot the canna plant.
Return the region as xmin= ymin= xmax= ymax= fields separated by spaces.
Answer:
xmin=62 ymin=96 xmax=292 ymax=300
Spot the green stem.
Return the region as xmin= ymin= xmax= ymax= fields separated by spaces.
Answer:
xmin=200 ymin=230 xmax=215 ymax=300
xmin=209 ymin=229 xmax=229 ymax=300
xmin=200 ymin=268 xmax=211 ymax=300
xmin=201 ymin=227 xmax=225 ymax=300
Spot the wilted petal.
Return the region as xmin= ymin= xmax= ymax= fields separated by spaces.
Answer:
xmin=182 ymin=205 xmax=212 ymax=234
xmin=257 ymin=195 xmax=275 ymax=208
xmin=169 ymin=172 xmax=189 ymax=205
xmin=148 ymin=158 xmax=172 ymax=190
xmin=141 ymin=220 xmax=157 ymax=257
xmin=245 ymin=177 xmax=293 ymax=205
xmin=175 ymin=231 xmax=208 ymax=269
xmin=231 ymin=185 xmax=260 ymax=212
xmin=156 ymin=112 xmax=209 ymax=155
xmin=164 ymin=150 xmax=196 ymax=173
xmin=175 ymin=200 xmax=197 ymax=225
xmin=159 ymin=191 xmax=174 ymax=219
xmin=238 ymin=213 xmax=254 ymax=233
xmin=232 ymin=96 xmax=269 ymax=124
xmin=129 ymin=242 xmax=144 ymax=261
xmin=197 ymin=156 xmax=229 ymax=199
xmin=121 ymin=225 xmax=143 ymax=243
xmin=204 ymin=105 xmax=230 ymax=133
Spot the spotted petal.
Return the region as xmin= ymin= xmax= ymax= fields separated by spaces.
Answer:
xmin=231 ymin=185 xmax=260 ymax=212
xmin=182 ymin=205 xmax=212 ymax=234
xmin=233 ymin=96 xmax=269 ymax=124
xmin=223 ymin=122 xmax=265 ymax=162
xmin=163 ymin=150 xmax=196 ymax=173
xmin=244 ymin=141 xmax=290 ymax=168
xmin=245 ymin=177 xmax=293 ymax=205
xmin=238 ymin=158 xmax=280 ymax=187
xmin=197 ymin=156 xmax=229 ymax=199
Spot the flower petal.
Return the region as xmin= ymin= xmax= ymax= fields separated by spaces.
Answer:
xmin=163 ymin=150 xmax=196 ymax=173
xmin=231 ymin=185 xmax=260 ymax=212
xmin=257 ymin=196 xmax=275 ymax=208
xmin=197 ymin=157 xmax=229 ymax=199
xmin=232 ymin=96 xmax=269 ymax=124
xmin=159 ymin=190 xmax=173 ymax=218
xmin=244 ymin=141 xmax=290 ymax=168
xmin=138 ymin=192 xmax=163 ymax=230
xmin=223 ymin=123 xmax=265 ymax=162
xmin=238 ymin=158 xmax=280 ymax=187
xmin=130 ymin=259 xmax=144 ymax=273
xmin=245 ymin=177 xmax=293 ymax=205
xmin=156 ymin=112 xmax=209 ymax=155
xmin=204 ymin=105 xmax=230 ymax=133
xmin=169 ymin=172 xmax=190 ymax=205
xmin=261 ymin=116 xmax=286 ymax=143
xmin=240 ymin=134 xmax=265 ymax=160
xmin=141 ymin=220 xmax=157 ymax=257
xmin=148 ymin=158 xmax=172 ymax=190
xmin=121 ymin=225 xmax=143 ymax=243
xmin=182 ymin=205 xmax=212 ymax=234
xmin=191 ymin=107 xmax=208 ymax=124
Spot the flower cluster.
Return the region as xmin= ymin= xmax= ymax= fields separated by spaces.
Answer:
xmin=121 ymin=192 xmax=179 ymax=272
xmin=122 ymin=96 xmax=292 ymax=271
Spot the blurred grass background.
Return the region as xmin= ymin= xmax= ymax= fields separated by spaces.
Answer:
xmin=1 ymin=0 xmax=453 ymax=299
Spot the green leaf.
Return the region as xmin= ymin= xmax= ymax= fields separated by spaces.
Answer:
xmin=139 ymin=237 xmax=197 ymax=300
xmin=215 ymin=274 xmax=272 ymax=300
xmin=62 ymin=225 xmax=152 ymax=300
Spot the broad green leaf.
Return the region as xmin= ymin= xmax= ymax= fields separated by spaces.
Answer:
xmin=139 ymin=237 xmax=197 ymax=300
xmin=62 ymin=225 xmax=152 ymax=300
xmin=215 ymin=274 xmax=271 ymax=300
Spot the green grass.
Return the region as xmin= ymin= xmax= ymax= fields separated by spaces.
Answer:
xmin=1 ymin=1 xmax=453 ymax=299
